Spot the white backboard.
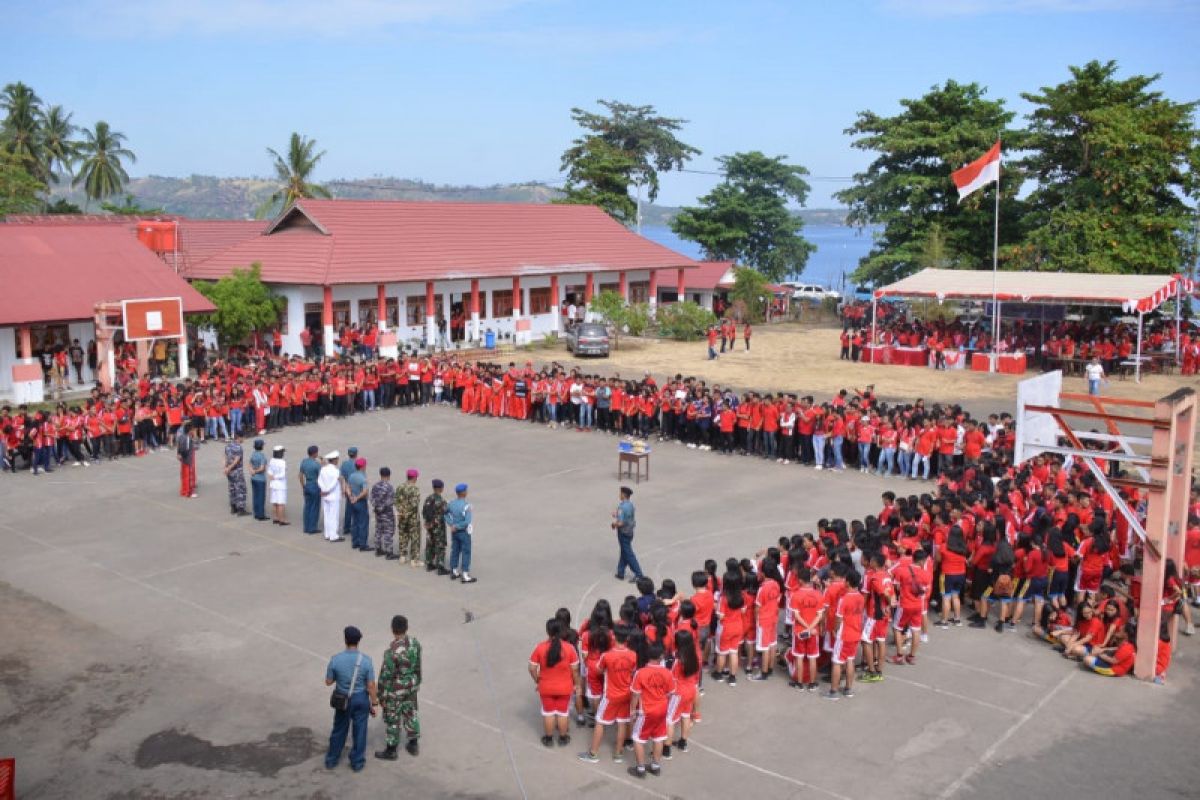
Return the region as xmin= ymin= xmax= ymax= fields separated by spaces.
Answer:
xmin=1014 ymin=370 xmax=1062 ymax=465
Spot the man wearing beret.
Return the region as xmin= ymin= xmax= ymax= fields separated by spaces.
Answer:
xmin=445 ymin=483 xmax=476 ymax=583
xmin=421 ymin=479 xmax=449 ymax=574
xmin=395 ymin=468 xmax=423 ymax=566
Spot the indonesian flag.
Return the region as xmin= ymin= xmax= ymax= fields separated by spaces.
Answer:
xmin=951 ymin=141 xmax=1001 ymax=200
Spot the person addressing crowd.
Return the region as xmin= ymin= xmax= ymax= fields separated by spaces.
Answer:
xmin=613 ymin=486 xmax=643 ymax=583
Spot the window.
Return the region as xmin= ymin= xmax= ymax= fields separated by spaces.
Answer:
xmin=629 ymin=281 xmax=650 ymax=304
xmin=529 ymin=287 xmax=552 ymax=315
xmin=406 ymin=295 xmax=443 ymax=326
xmin=491 ymin=289 xmax=513 ymax=318
xmin=358 ymin=298 xmax=398 ymax=328
xmin=276 ymin=297 xmax=288 ymax=333
xmin=303 ymin=301 xmax=350 ymax=329
xmin=598 ymin=283 xmax=619 ymax=297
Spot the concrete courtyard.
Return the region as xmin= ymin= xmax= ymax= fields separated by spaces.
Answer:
xmin=2 ymin=404 xmax=1198 ymax=799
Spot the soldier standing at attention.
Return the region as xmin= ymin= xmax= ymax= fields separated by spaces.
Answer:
xmin=374 ymin=614 xmax=423 ymax=761
xmin=223 ymin=430 xmax=249 ymax=516
xmin=249 ymin=438 xmax=269 ymax=521
xmin=395 ymin=469 xmax=423 ymax=567
xmin=371 ymin=467 xmax=397 ymax=559
xmin=422 ymin=479 xmax=450 ymax=574
xmin=445 ymin=483 xmax=476 ymax=584
xmin=299 ymin=445 xmax=323 ymax=534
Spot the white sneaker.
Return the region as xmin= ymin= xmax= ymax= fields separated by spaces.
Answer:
xmin=920 ymin=633 xmax=929 ymax=643
xmin=815 ymin=465 xmax=823 ymax=471
xmin=398 ymin=556 xmax=408 ymax=565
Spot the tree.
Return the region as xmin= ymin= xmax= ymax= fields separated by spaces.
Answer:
xmin=100 ymin=193 xmax=166 ymax=216
xmin=559 ymin=100 xmax=699 ymax=225
xmin=0 ymin=82 xmax=43 ymax=177
xmin=193 ymin=263 xmax=283 ymax=350
xmin=74 ymin=121 xmax=136 ymax=210
xmin=836 ymin=80 xmax=1023 ymax=286
xmin=44 ymin=197 xmax=82 ymax=214
xmin=727 ymin=266 xmax=771 ymax=322
xmin=256 ymin=132 xmax=331 ymax=219
xmin=671 ymin=151 xmax=815 ymax=281
xmin=654 ymin=301 xmax=716 ymax=341
xmin=1017 ymin=60 xmax=1199 ymax=274
xmin=38 ymin=104 xmax=78 ymax=185
xmin=0 ymin=150 xmax=44 ymax=217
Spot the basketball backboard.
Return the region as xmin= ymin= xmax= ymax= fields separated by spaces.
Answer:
xmin=1014 ymin=369 xmax=1062 ymax=465
xmin=122 ymin=297 xmax=183 ymax=341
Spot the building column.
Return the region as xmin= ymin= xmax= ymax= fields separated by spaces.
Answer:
xmin=470 ymin=279 xmax=481 ymax=342
xmin=322 ymin=285 xmax=334 ymax=357
xmin=425 ymin=280 xmax=437 ymax=350
xmin=377 ymin=283 xmax=388 ymax=330
xmin=618 ymin=270 xmax=628 ymax=301
xmin=18 ymin=326 xmax=32 ymax=363
xmin=177 ymin=336 xmax=189 ymax=379
xmin=585 ymin=272 xmax=595 ymax=321
xmin=550 ymin=274 xmax=560 ymax=334
xmin=648 ymin=270 xmax=659 ymax=314
xmin=512 ymin=276 xmax=522 ymax=318
xmin=676 ymin=268 xmax=687 ymax=304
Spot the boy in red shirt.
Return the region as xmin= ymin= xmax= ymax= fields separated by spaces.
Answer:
xmin=786 ymin=567 xmax=825 ymax=691
xmin=689 ymin=571 xmax=715 ymax=668
xmin=827 ymin=570 xmax=865 ymax=700
xmin=626 ymin=642 xmax=676 ymax=779
xmin=579 ymin=625 xmax=638 ymax=764
xmin=751 ymin=569 xmax=781 ymax=681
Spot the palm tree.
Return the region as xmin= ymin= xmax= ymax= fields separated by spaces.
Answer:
xmin=1 ymin=82 xmax=44 ymax=177
xmin=73 ymin=120 xmax=136 ymax=210
xmin=255 ymin=132 xmax=331 ymax=218
xmin=39 ymin=104 xmax=79 ymax=184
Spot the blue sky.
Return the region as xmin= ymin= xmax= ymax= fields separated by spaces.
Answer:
xmin=3 ymin=0 xmax=1197 ymax=208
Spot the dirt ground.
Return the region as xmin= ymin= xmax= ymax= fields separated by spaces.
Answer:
xmin=558 ymin=323 xmax=1184 ymax=415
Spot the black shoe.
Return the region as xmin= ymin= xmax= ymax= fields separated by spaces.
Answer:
xmin=557 ymin=734 xmax=570 ymax=747
xmin=375 ymin=548 xmax=385 ymax=557
xmin=541 ymin=735 xmax=554 ymax=748
xmin=374 ymin=745 xmax=398 ymax=760
xmin=426 ymin=563 xmax=436 ymax=572
xmin=436 ymin=567 xmax=450 ymax=576
xmin=968 ymin=619 xmax=987 ymax=628
xmin=385 ymin=554 xmax=399 ymax=560
xmin=236 ymin=510 xmax=249 ymax=517
xmin=405 ymin=739 xmax=419 ymax=757
xmin=627 ymin=765 xmax=646 ymax=779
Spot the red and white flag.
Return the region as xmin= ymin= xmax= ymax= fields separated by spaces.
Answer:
xmin=951 ymin=141 xmax=1001 ymax=200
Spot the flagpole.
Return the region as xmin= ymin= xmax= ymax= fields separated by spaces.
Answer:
xmin=991 ymin=138 xmax=1001 ymax=374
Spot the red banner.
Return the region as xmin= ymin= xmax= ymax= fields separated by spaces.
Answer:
xmin=0 ymin=758 xmax=14 ymax=800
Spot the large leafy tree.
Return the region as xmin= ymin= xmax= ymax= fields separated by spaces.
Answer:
xmin=0 ymin=82 xmax=43 ymax=177
xmin=74 ymin=121 xmax=136 ymax=209
xmin=671 ymin=151 xmax=815 ymax=281
xmin=558 ymin=100 xmax=699 ymax=225
xmin=193 ymin=263 xmax=283 ymax=350
xmin=256 ymin=132 xmax=331 ymax=219
xmin=38 ymin=104 xmax=79 ymax=185
xmin=1017 ymin=60 xmax=1199 ymax=274
xmin=836 ymin=80 xmax=1023 ymax=286
xmin=0 ymin=150 xmax=44 ymax=217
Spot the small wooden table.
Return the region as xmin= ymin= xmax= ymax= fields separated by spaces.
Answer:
xmin=618 ymin=451 xmax=650 ymax=483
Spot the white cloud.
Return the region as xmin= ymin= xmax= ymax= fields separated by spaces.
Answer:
xmin=60 ymin=0 xmax=537 ymax=38
xmin=880 ymin=0 xmax=1186 ymax=16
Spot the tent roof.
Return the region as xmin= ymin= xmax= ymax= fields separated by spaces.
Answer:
xmin=873 ymin=268 xmax=1190 ymax=314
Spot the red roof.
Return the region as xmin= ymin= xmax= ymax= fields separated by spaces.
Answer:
xmin=187 ymin=199 xmax=700 ymax=284
xmin=177 ymin=219 xmax=267 ymax=272
xmin=0 ymin=225 xmax=215 ymax=326
xmin=688 ymin=261 xmax=735 ymax=290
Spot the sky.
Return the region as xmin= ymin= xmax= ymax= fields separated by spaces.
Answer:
xmin=3 ymin=0 xmax=1198 ymax=208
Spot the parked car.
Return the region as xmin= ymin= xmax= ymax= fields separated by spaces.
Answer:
xmin=565 ymin=322 xmax=610 ymax=357
xmin=789 ymin=284 xmax=840 ymax=302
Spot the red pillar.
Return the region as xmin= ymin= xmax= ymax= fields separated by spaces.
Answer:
xmin=676 ymin=268 xmax=686 ymax=303
xmin=470 ymin=279 xmax=480 ymax=315
xmin=648 ymin=270 xmax=659 ymax=304
xmin=377 ymin=283 xmax=387 ymax=328
xmin=19 ymin=326 xmax=32 ymax=360
xmin=585 ymin=272 xmax=594 ymax=304
xmin=512 ymin=276 xmax=522 ymax=315
xmin=550 ymin=274 xmax=559 ymax=308
xmin=618 ymin=270 xmax=628 ymax=300
xmin=425 ymin=281 xmax=435 ymax=317
xmin=322 ymin=285 xmax=333 ymax=326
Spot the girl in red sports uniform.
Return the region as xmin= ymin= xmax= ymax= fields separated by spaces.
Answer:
xmin=529 ymin=618 xmax=581 ymax=747
xmin=711 ymin=571 xmax=745 ymax=686
xmin=665 ymin=629 xmax=700 ymax=757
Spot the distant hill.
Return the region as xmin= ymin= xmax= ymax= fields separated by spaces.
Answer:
xmin=50 ymin=175 xmax=848 ymax=226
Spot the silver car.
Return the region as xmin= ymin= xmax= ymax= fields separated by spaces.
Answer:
xmin=565 ymin=323 xmax=610 ymax=357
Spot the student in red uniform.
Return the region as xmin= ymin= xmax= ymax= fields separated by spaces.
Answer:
xmin=626 ymin=642 xmax=675 ymax=779
xmin=1085 ymin=628 xmax=1136 ymax=677
xmin=712 ymin=571 xmax=745 ymax=686
xmin=890 ymin=549 xmax=929 ymax=665
xmin=786 ymin=567 xmax=824 ymax=691
xmin=826 ymin=570 xmax=865 ymax=700
xmin=665 ymin=629 xmax=700 ymax=757
xmin=578 ymin=624 xmax=637 ymax=764
xmin=750 ymin=562 xmax=781 ymax=680
xmin=688 ymin=571 xmax=715 ymax=669
xmin=529 ymin=619 xmax=581 ymax=748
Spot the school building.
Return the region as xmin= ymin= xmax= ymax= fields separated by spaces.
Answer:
xmin=174 ymin=199 xmax=702 ymax=357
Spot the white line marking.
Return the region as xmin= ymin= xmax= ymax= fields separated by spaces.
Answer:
xmin=689 ymin=739 xmax=854 ymax=800
xmin=936 ymin=669 xmax=1075 ymax=799
xmin=920 ymin=654 xmax=1044 ymax=688
xmin=884 ymin=674 xmax=1022 ymax=717
xmin=137 ymin=545 xmax=274 ymax=580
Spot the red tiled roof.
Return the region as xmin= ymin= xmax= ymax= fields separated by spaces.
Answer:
xmin=0 ymin=224 xmax=215 ymax=326
xmin=188 ymin=199 xmax=700 ymax=284
xmin=689 ymin=261 xmax=735 ymax=290
xmin=177 ymin=219 xmax=266 ymax=274
xmin=3 ymin=213 xmax=173 ymax=226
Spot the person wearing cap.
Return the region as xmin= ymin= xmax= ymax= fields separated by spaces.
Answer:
xmin=267 ymin=446 xmax=290 ymax=525
xmin=249 ymin=438 xmax=269 ymax=521
xmin=340 ymin=446 xmax=360 ymax=539
xmin=370 ymin=467 xmax=397 ymax=559
xmin=445 ymin=483 xmax=476 ymax=583
xmin=395 ymin=469 xmax=423 ymax=567
xmin=612 ymin=486 xmax=643 ymax=582
xmin=347 ymin=456 xmax=370 ymax=550
xmin=223 ymin=428 xmax=248 ymax=517
xmin=421 ymin=479 xmax=449 ymax=574
xmin=318 ymin=451 xmax=344 ymax=542
xmin=299 ymin=445 xmax=322 ymax=533
xmin=324 ymin=625 xmax=378 ymax=772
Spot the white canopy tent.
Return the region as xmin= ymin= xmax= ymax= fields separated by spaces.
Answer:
xmin=870 ymin=268 xmax=1194 ymax=381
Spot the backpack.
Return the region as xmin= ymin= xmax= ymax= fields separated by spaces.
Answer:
xmin=993 ymin=574 xmax=1014 ymax=598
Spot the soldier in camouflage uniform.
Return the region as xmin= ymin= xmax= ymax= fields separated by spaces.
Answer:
xmin=374 ymin=614 xmax=422 ymax=760
xmin=422 ymin=479 xmax=449 ymax=574
xmin=223 ymin=431 xmax=248 ymax=516
xmin=395 ymin=469 xmax=423 ymax=566
xmin=370 ymin=467 xmax=397 ymax=559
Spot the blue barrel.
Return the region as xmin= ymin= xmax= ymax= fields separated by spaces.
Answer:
xmin=485 ymin=329 xmax=496 ymax=349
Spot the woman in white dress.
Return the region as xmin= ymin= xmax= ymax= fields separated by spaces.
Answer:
xmin=267 ymin=445 xmax=290 ymax=526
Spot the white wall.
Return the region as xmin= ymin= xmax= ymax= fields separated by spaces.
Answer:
xmin=0 ymin=327 xmax=16 ymax=394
